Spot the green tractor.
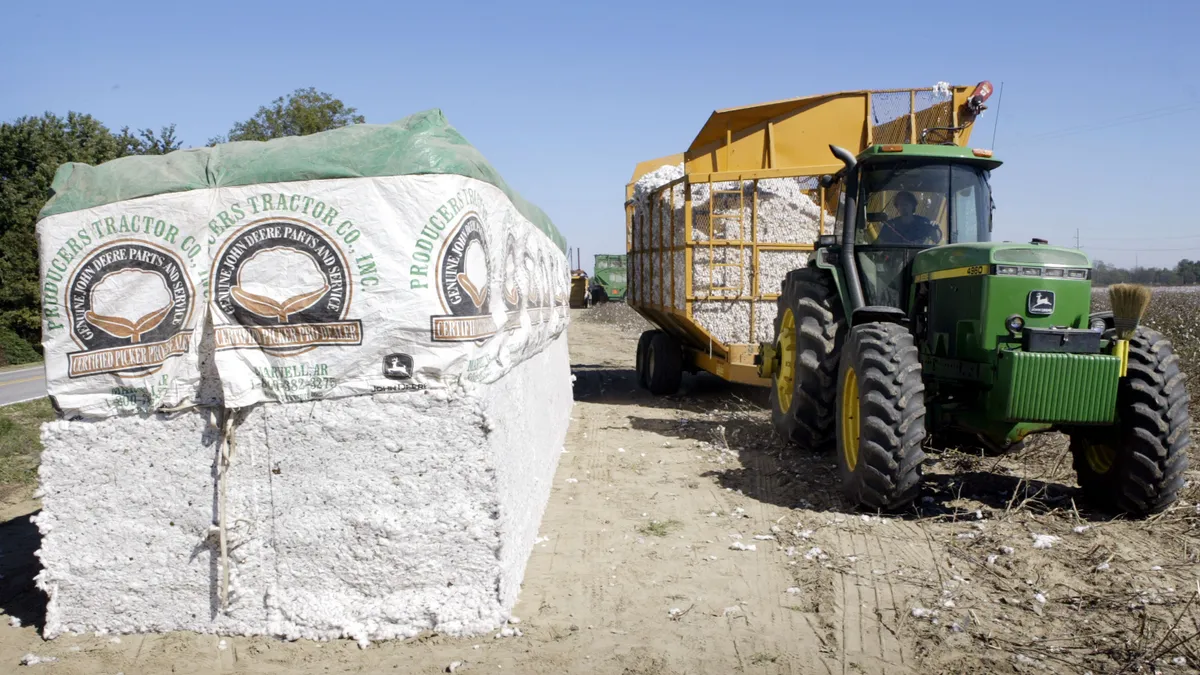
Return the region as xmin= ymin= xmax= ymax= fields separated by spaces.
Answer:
xmin=759 ymin=143 xmax=1191 ymax=516
xmin=591 ymin=254 xmax=628 ymax=304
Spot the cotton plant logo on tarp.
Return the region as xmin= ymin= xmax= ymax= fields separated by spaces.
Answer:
xmin=502 ymin=234 xmax=521 ymax=312
xmin=64 ymin=240 xmax=195 ymax=378
xmin=431 ymin=214 xmax=498 ymax=342
xmin=211 ymin=218 xmax=363 ymax=355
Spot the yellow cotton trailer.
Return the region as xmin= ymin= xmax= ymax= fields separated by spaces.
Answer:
xmin=625 ymin=83 xmax=990 ymax=391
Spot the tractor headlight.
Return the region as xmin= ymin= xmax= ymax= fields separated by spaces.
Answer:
xmin=996 ymin=265 xmax=1020 ymax=276
xmin=1005 ymin=314 xmax=1025 ymax=335
xmin=1044 ymin=268 xmax=1064 ymax=278
xmin=1089 ymin=316 xmax=1107 ymax=331
xmin=1066 ymin=268 xmax=1088 ymax=279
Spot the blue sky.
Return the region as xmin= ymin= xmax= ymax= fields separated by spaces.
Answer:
xmin=3 ymin=0 xmax=1198 ymax=273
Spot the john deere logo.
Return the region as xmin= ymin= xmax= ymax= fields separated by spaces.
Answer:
xmin=431 ymin=214 xmax=497 ymax=341
xmin=1028 ymin=290 xmax=1055 ymax=316
xmin=65 ymin=240 xmax=195 ymax=378
xmin=382 ymin=353 xmax=414 ymax=380
xmin=212 ymin=219 xmax=362 ymax=354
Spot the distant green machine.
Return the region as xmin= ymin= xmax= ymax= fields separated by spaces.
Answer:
xmin=591 ymin=254 xmax=628 ymax=303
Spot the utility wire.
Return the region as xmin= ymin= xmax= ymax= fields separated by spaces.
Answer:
xmin=990 ymin=81 xmax=1004 ymax=150
xmin=1019 ymin=102 xmax=1198 ymax=143
xmin=1084 ymin=233 xmax=1200 ymax=241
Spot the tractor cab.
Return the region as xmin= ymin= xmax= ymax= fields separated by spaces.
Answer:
xmin=816 ymin=144 xmax=1002 ymax=319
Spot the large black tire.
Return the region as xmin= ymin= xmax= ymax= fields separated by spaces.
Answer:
xmin=1069 ymin=327 xmax=1191 ymax=516
xmin=769 ymin=267 xmax=847 ymax=452
xmin=591 ymin=288 xmax=608 ymax=304
xmin=646 ymin=331 xmax=683 ymax=395
xmin=635 ymin=330 xmax=660 ymax=390
xmin=835 ymin=322 xmax=927 ymax=511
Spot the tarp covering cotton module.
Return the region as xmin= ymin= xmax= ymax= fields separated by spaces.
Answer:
xmin=36 ymin=110 xmax=570 ymax=418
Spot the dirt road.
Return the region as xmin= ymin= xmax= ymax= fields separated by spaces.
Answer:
xmin=2 ymin=306 xmax=1197 ymax=673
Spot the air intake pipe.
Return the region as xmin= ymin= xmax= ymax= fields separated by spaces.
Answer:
xmin=829 ymin=145 xmax=866 ymax=311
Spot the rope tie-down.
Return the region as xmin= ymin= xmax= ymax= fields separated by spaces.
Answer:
xmin=205 ymin=406 xmax=250 ymax=613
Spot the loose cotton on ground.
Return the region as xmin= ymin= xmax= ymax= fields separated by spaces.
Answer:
xmin=33 ymin=110 xmax=572 ymax=641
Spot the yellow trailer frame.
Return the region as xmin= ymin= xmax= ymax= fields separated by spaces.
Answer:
xmin=626 ymin=84 xmax=986 ymax=387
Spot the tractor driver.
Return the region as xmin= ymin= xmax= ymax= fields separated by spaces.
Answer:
xmin=876 ymin=191 xmax=942 ymax=245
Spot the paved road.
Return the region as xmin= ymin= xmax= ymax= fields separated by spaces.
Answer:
xmin=0 ymin=365 xmax=46 ymax=406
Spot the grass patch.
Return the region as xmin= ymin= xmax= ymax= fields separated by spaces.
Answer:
xmin=0 ymin=398 xmax=54 ymax=485
xmin=636 ymin=519 xmax=682 ymax=537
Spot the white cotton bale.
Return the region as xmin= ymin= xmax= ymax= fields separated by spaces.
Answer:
xmin=35 ymin=331 xmax=572 ymax=641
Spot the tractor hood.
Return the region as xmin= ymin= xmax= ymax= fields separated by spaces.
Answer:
xmin=913 ymin=242 xmax=1091 ymax=282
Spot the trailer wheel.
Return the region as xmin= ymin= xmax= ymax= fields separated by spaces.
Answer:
xmin=836 ymin=322 xmax=927 ymax=511
xmin=1069 ymin=327 xmax=1191 ymax=516
xmin=591 ymin=288 xmax=608 ymax=304
xmin=646 ymin=332 xmax=683 ymax=395
xmin=636 ymin=330 xmax=660 ymax=390
xmin=770 ymin=268 xmax=847 ymax=452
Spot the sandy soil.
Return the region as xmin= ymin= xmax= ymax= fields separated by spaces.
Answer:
xmin=1 ymin=305 xmax=1198 ymax=674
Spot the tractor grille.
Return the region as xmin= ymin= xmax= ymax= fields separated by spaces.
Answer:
xmin=991 ymin=351 xmax=1119 ymax=424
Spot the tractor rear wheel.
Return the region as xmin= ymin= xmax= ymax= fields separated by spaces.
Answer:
xmin=835 ymin=322 xmax=927 ymax=511
xmin=591 ymin=288 xmax=608 ymax=304
xmin=1069 ymin=327 xmax=1191 ymax=516
xmin=646 ymin=331 xmax=683 ymax=395
xmin=636 ymin=330 xmax=660 ymax=390
xmin=769 ymin=267 xmax=847 ymax=452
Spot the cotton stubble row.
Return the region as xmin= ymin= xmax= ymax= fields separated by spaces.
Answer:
xmin=32 ymin=111 xmax=573 ymax=643
xmin=629 ymin=164 xmax=831 ymax=345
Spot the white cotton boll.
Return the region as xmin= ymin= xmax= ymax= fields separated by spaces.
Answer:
xmin=1000 ymin=546 xmax=1015 ymax=555
xmin=238 ymin=248 xmax=326 ymax=308
xmin=729 ymin=542 xmax=756 ymax=551
xmin=88 ymin=268 xmax=173 ymax=341
xmin=1032 ymin=534 xmax=1060 ymax=549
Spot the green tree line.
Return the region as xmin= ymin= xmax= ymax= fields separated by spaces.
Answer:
xmin=1093 ymin=259 xmax=1200 ymax=287
xmin=0 ymin=88 xmax=363 ymax=365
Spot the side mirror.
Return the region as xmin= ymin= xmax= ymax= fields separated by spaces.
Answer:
xmin=867 ymin=211 xmax=888 ymax=223
xmin=817 ymin=234 xmax=838 ymax=248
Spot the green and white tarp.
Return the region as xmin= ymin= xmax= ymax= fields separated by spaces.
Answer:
xmin=37 ymin=110 xmax=570 ymax=418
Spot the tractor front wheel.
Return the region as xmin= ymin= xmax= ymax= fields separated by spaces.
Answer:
xmin=1069 ymin=327 xmax=1191 ymax=516
xmin=835 ymin=322 xmax=928 ymax=511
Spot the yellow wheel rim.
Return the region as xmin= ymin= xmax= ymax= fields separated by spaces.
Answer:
xmin=841 ymin=366 xmax=860 ymax=470
xmin=775 ymin=308 xmax=797 ymax=411
xmin=1084 ymin=439 xmax=1117 ymax=474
